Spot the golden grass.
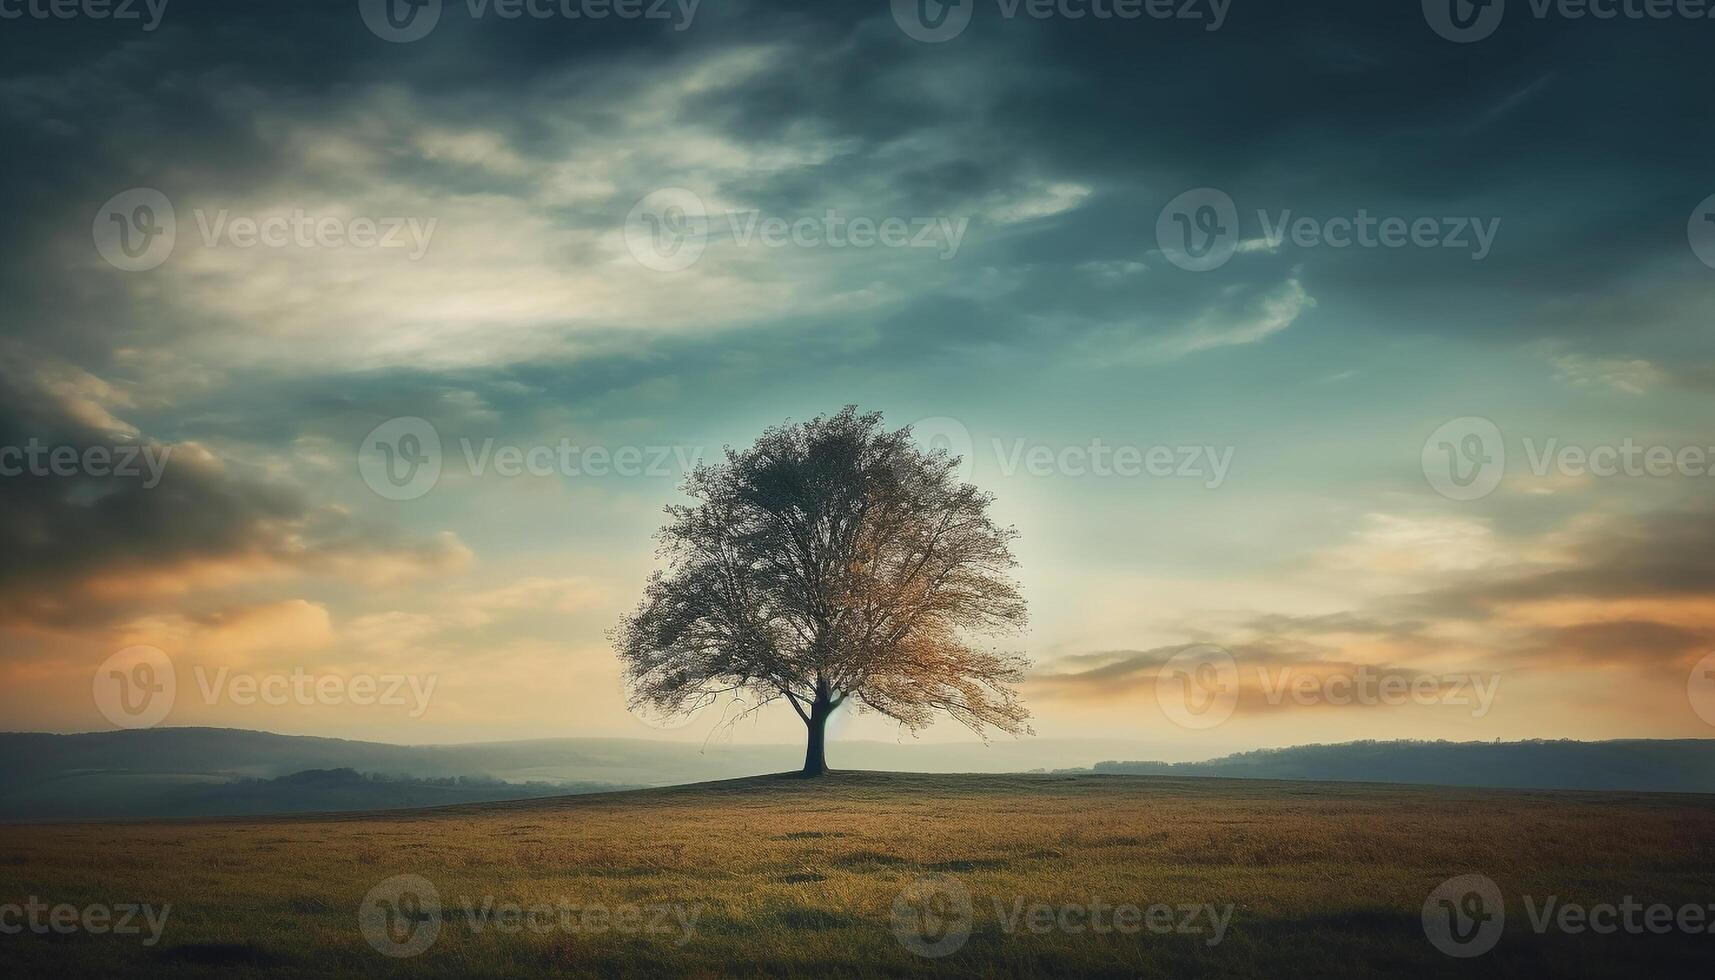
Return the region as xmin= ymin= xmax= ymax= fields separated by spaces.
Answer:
xmin=4 ymin=772 xmax=1714 ymax=978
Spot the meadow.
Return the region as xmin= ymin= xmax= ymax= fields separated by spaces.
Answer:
xmin=4 ymin=772 xmax=1714 ymax=978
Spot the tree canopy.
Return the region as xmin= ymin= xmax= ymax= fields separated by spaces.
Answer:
xmin=613 ymin=407 xmax=1031 ymax=774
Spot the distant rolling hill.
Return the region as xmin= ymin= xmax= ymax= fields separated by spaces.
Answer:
xmin=0 ymin=728 xmax=1179 ymax=820
xmin=3 ymin=729 xmax=1711 ymax=820
xmin=0 ymin=728 xmax=746 ymax=820
xmin=1080 ymin=738 xmax=1715 ymax=793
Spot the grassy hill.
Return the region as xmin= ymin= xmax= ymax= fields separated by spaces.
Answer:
xmin=1083 ymin=738 xmax=1715 ymax=792
xmin=5 ymin=772 xmax=1713 ymax=978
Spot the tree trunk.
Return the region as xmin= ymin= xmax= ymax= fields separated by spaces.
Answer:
xmin=801 ymin=697 xmax=832 ymax=776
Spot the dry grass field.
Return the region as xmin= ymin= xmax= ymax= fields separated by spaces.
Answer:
xmin=4 ymin=772 xmax=1714 ymax=978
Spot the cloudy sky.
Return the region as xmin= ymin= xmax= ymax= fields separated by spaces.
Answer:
xmin=2 ymin=0 xmax=1713 ymax=755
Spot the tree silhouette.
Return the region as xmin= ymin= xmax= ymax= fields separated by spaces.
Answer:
xmin=614 ymin=407 xmax=1031 ymax=776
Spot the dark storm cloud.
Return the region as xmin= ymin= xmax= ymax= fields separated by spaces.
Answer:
xmin=3 ymin=0 xmax=1713 ymax=641
xmin=0 ymin=357 xmax=467 ymax=631
xmin=922 ymin=8 xmax=1715 ymax=355
xmin=1033 ymin=496 xmax=1715 ymax=692
xmin=1528 ymin=620 xmax=1710 ymax=667
xmin=0 ymin=0 xmax=1711 ymax=744
xmin=1032 ymin=643 xmax=1290 ymax=692
xmin=1030 ymin=642 xmax=1476 ymax=712
xmin=1242 ymin=502 xmax=1715 ymax=673
xmin=1243 ymin=611 xmax=1429 ymax=642
xmin=1420 ymin=503 xmax=1715 ymax=616
xmin=4 ymin=0 xmax=1711 ymax=378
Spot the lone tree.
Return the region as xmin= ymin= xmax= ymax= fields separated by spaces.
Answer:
xmin=614 ymin=407 xmax=1031 ymax=776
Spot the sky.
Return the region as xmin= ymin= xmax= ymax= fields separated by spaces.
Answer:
xmin=2 ymin=0 xmax=1713 ymax=758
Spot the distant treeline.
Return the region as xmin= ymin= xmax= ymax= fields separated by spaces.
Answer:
xmin=1 ymin=765 xmax=631 ymax=821
xmin=151 ymin=767 xmax=622 ymax=817
xmin=1076 ymin=739 xmax=1715 ymax=793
